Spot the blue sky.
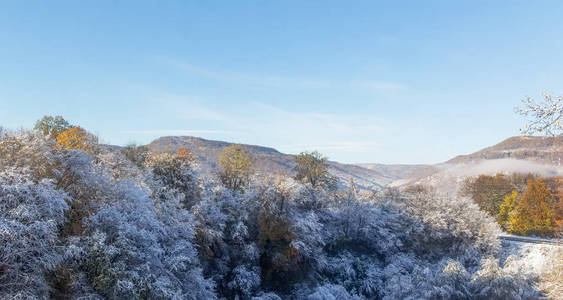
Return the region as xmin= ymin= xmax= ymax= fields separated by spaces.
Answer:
xmin=1 ymin=1 xmax=562 ymax=164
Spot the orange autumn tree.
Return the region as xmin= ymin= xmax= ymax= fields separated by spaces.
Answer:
xmin=460 ymin=174 xmax=513 ymax=217
xmin=508 ymin=178 xmax=556 ymax=237
xmin=556 ymin=185 xmax=563 ymax=232
xmin=176 ymin=147 xmax=194 ymax=163
xmin=257 ymin=178 xmax=303 ymax=292
xmin=56 ymin=126 xmax=98 ymax=151
xmin=544 ymin=176 xmax=563 ymax=233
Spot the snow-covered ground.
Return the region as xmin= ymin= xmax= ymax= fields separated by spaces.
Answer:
xmin=500 ymin=240 xmax=562 ymax=299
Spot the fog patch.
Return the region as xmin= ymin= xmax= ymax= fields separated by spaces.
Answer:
xmin=440 ymin=159 xmax=562 ymax=178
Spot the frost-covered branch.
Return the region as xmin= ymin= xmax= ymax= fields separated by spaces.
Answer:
xmin=516 ymin=93 xmax=562 ymax=136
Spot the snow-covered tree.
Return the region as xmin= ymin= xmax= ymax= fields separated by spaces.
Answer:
xmin=471 ymin=256 xmax=539 ymax=300
xmin=192 ymin=183 xmax=261 ymax=298
xmin=0 ymin=170 xmax=69 ymax=299
xmin=85 ymin=179 xmax=214 ymax=299
xmin=144 ymin=151 xmax=201 ymax=208
xmin=516 ymin=93 xmax=562 ymax=136
xmin=0 ymin=127 xmax=554 ymax=299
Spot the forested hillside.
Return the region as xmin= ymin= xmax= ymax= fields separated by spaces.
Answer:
xmin=1 ymin=119 xmax=560 ymax=299
xmin=461 ymin=174 xmax=562 ymax=237
xmin=447 ymin=136 xmax=562 ymax=165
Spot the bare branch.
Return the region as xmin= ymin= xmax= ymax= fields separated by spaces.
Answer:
xmin=515 ymin=93 xmax=562 ymax=136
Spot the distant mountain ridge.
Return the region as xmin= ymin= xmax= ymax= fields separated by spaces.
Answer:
xmin=447 ymin=135 xmax=562 ymax=165
xmin=145 ymin=136 xmax=418 ymax=190
xmin=146 ymin=136 xmax=292 ymax=176
xmin=141 ymin=135 xmax=562 ymax=192
xmin=390 ymin=135 xmax=563 ymax=194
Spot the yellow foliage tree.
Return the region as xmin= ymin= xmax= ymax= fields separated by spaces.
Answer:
xmin=508 ymin=178 xmax=555 ymax=237
xmin=496 ymin=191 xmax=520 ymax=229
xmin=56 ymin=127 xmax=97 ymax=151
xmin=293 ymin=151 xmax=335 ymax=189
xmin=218 ymin=144 xmax=252 ymax=192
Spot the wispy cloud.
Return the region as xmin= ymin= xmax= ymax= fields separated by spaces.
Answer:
xmin=128 ymin=93 xmax=388 ymax=160
xmin=154 ymin=56 xmax=406 ymax=92
xmin=248 ymin=102 xmax=383 ymax=136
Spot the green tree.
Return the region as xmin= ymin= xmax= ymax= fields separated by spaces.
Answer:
xmin=218 ymin=144 xmax=253 ymax=192
xmin=293 ymin=151 xmax=335 ymax=189
xmin=34 ymin=115 xmax=74 ymax=139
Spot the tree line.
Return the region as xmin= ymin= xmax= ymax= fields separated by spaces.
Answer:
xmin=461 ymin=173 xmax=562 ymax=237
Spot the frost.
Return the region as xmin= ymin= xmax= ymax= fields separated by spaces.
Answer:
xmin=0 ymin=130 xmax=553 ymax=299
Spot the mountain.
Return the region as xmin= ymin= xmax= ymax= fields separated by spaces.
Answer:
xmin=141 ymin=135 xmax=562 ymax=194
xmin=447 ymin=136 xmax=562 ymax=165
xmin=390 ymin=136 xmax=563 ymax=194
xmin=146 ymin=136 xmax=290 ymax=175
xmin=145 ymin=136 xmax=418 ymax=190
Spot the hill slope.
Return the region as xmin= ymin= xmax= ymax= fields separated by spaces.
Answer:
xmin=390 ymin=136 xmax=563 ymax=194
xmin=143 ymin=135 xmax=562 ymax=193
xmin=447 ymin=136 xmax=562 ymax=165
xmin=145 ymin=136 xmax=418 ymax=190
